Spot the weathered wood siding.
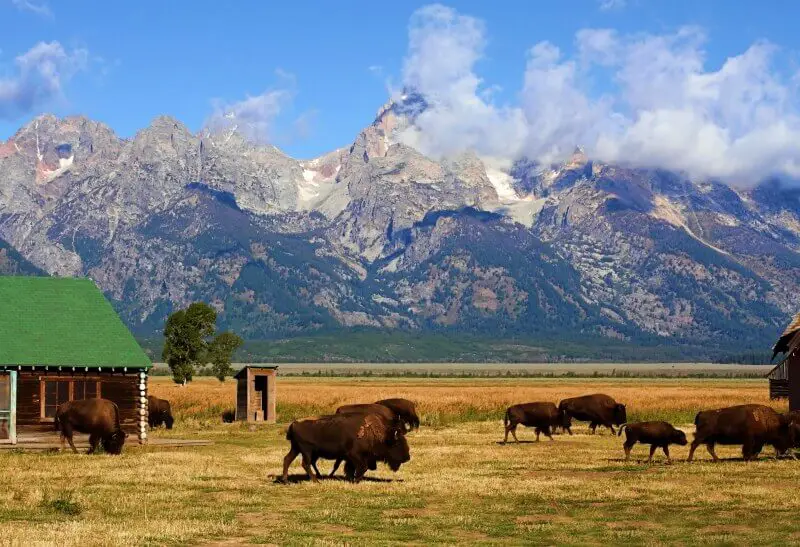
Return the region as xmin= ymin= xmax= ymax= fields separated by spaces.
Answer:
xmin=17 ymin=370 xmax=140 ymax=434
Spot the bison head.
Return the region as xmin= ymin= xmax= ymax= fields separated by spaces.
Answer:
xmin=165 ymin=414 xmax=174 ymax=430
xmin=671 ymin=429 xmax=688 ymax=446
xmin=385 ymin=428 xmax=411 ymax=472
xmin=559 ymin=409 xmax=573 ymax=431
xmin=613 ymin=404 xmax=627 ymax=425
xmin=102 ymin=429 xmax=127 ymax=455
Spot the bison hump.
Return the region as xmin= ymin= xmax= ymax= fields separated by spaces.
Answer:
xmin=357 ymin=414 xmax=388 ymax=443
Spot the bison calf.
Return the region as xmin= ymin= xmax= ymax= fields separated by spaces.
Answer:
xmin=688 ymin=404 xmax=796 ymax=462
xmin=503 ymin=402 xmax=571 ymax=443
xmin=618 ymin=421 xmax=687 ymax=463
xmin=55 ymin=398 xmax=128 ymax=455
xmin=147 ymin=395 xmax=174 ymax=429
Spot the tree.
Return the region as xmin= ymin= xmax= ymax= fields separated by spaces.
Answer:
xmin=208 ymin=331 xmax=244 ymax=381
xmin=162 ymin=302 xmax=241 ymax=385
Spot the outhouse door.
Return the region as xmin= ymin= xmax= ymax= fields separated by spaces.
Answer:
xmin=0 ymin=372 xmax=17 ymax=444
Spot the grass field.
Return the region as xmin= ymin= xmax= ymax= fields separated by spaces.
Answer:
xmin=1 ymin=376 xmax=799 ymax=545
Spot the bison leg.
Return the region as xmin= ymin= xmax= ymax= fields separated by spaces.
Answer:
xmin=706 ymin=443 xmax=719 ymax=463
xmin=310 ymin=458 xmax=323 ymax=479
xmin=543 ymin=426 xmax=554 ymax=441
xmin=87 ymin=434 xmax=99 ymax=455
xmin=506 ymin=424 xmax=520 ymax=443
xmin=607 ymin=424 xmax=616 ymax=435
xmin=663 ymin=445 xmax=671 ymax=464
xmin=60 ymin=424 xmax=78 ymax=454
xmin=589 ymin=422 xmax=597 ymax=434
xmin=623 ymin=441 xmax=634 ymax=461
xmin=687 ymin=440 xmax=700 ymax=462
xmin=281 ymin=447 xmax=299 ymax=483
xmin=300 ymin=454 xmax=317 ymax=483
xmin=329 ymin=458 xmax=344 ymax=477
xmin=535 ymin=428 xmax=541 ymax=442
xmin=646 ymin=444 xmax=657 ymax=464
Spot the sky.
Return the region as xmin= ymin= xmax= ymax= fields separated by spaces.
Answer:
xmin=2 ymin=0 xmax=800 ymax=182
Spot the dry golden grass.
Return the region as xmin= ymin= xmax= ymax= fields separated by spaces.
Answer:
xmin=152 ymin=376 xmax=786 ymax=427
xmin=0 ymin=377 xmax=796 ymax=545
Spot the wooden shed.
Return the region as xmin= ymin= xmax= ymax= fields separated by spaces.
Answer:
xmin=0 ymin=276 xmax=152 ymax=445
xmin=769 ymin=312 xmax=800 ymax=409
xmin=234 ymin=366 xmax=277 ymax=423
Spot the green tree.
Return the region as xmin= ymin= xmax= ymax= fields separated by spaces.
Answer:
xmin=207 ymin=331 xmax=244 ymax=381
xmin=162 ymin=302 xmax=240 ymax=385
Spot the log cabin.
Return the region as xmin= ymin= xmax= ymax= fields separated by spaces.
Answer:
xmin=769 ymin=312 xmax=800 ymax=410
xmin=0 ymin=276 xmax=151 ymax=445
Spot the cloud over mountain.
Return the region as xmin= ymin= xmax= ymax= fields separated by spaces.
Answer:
xmin=396 ymin=4 xmax=800 ymax=185
xmin=0 ymin=41 xmax=87 ymax=120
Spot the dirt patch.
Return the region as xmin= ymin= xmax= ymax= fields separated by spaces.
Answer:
xmin=605 ymin=521 xmax=663 ymax=530
xmin=700 ymin=525 xmax=755 ymax=534
xmin=516 ymin=514 xmax=575 ymax=525
xmin=383 ymin=507 xmax=439 ymax=519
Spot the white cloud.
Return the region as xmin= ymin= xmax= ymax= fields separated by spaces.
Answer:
xmin=598 ymin=0 xmax=626 ymax=11
xmin=11 ymin=0 xmax=53 ymax=17
xmin=205 ymin=89 xmax=292 ymax=144
xmin=396 ymin=4 xmax=528 ymax=159
xmin=396 ymin=5 xmax=800 ymax=184
xmin=0 ymin=41 xmax=87 ymax=120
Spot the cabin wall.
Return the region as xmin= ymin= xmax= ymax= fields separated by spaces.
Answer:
xmin=17 ymin=370 xmax=141 ymax=434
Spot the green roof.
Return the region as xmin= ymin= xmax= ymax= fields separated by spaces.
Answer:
xmin=0 ymin=276 xmax=151 ymax=368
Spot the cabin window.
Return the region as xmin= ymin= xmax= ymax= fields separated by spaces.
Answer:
xmin=40 ymin=379 xmax=102 ymax=421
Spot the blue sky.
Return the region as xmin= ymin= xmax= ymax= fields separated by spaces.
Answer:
xmin=2 ymin=0 xmax=800 ymax=178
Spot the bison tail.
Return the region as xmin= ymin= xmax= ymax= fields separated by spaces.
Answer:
xmin=617 ymin=423 xmax=627 ymax=437
xmin=285 ymin=423 xmax=294 ymax=441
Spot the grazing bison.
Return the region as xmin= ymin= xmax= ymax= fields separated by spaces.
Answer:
xmin=147 ymin=395 xmax=174 ymax=429
xmin=282 ymin=412 xmax=410 ymax=483
xmin=54 ymin=398 xmax=128 ymax=455
xmin=326 ymin=403 xmax=402 ymax=476
xmin=374 ymin=398 xmax=420 ymax=431
xmin=558 ymin=394 xmax=627 ymax=434
xmin=503 ymin=402 xmax=571 ymax=443
xmin=687 ymin=404 xmax=797 ymax=462
xmin=618 ymin=421 xmax=687 ymax=463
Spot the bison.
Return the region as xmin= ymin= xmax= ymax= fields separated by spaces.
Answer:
xmin=618 ymin=421 xmax=687 ymax=463
xmin=147 ymin=395 xmax=174 ymax=429
xmin=687 ymin=404 xmax=797 ymax=462
xmin=374 ymin=398 xmax=420 ymax=431
xmin=282 ymin=412 xmax=410 ymax=483
xmin=558 ymin=394 xmax=627 ymax=434
xmin=54 ymin=398 xmax=128 ymax=455
xmin=325 ymin=403 xmax=403 ymax=476
xmin=503 ymin=402 xmax=572 ymax=443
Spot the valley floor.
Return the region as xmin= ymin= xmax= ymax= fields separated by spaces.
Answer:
xmin=0 ymin=377 xmax=797 ymax=545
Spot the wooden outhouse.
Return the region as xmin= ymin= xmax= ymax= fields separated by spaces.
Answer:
xmin=769 ymin=312 xmax=800 ymax=410
xmin=234 ymin=366 xmax=277 ymax=423
xmin=0 ymin=276 xmax=152 ymax=445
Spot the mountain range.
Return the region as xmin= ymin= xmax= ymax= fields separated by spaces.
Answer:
xmin=1 ymin=92 xmax=798 ymax=360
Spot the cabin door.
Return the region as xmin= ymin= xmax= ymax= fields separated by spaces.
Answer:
xmin=0 ymin=372 xmax=17 ymax=444
xmin=254 ymin=376 xmax=268 ymax=421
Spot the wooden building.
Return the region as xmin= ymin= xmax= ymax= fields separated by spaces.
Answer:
xmin=234 ymin=366 xmax=277 ymax=423
xmin=769 ymin=312 xmax=800 ymax=410
xmin=0 ymin=276 xmax=152 ymax=445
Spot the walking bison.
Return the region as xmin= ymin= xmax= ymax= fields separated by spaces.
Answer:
xmin=558 ymin=394 xmax=627 ymax=434
xmin=147 ymin=395 xmax=174 ymax=429
xmin=503 ymin=402 xmax=572 ymax=443
xmin=282 ymin=412 xmax=410 ymax=483
xmin=687 ymin=404 xmax=797 ymax=462
xmin=54 ymin=398 xmax=128 ymax=455
xmin=618 ymin=421 xmax=687 ymax=463
xmin=374 ymin=398 xmax=420 ymax=431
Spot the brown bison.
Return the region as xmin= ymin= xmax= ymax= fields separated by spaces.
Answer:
xmin=54 ymin=398 xmax=128 ymax=455
xmin=687 ymin=404 xmax=797 ymax=462
xmin=503 ymin=402 xmax=572 ymax=443
xmin=282 ymin=412 xmax=410 ymax=483
xmin=147 ymin=395 xmax=174 ymax=429
xmin=326 ymin=403 xmax=402 ymax=476
xmin=618 ymin=421 xmax=687 ymax=463
xmin=374 ymin=398 xmax=420 ymax=431
xmin=558 ymin=394 xmax=627 ymax=434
